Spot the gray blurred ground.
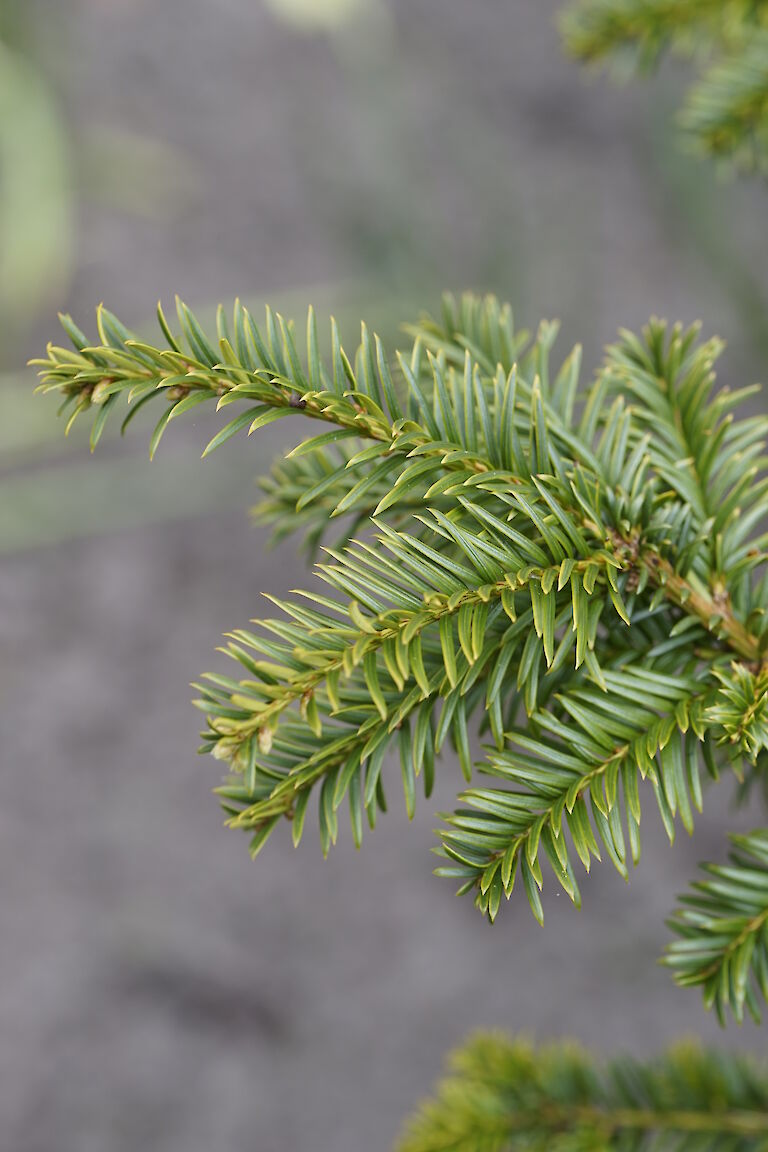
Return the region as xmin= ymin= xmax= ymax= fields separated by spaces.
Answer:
xmin=2 ymin=2 xmax=768 ymax=1150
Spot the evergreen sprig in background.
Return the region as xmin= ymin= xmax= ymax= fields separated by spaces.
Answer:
xmin=34 ymin=289 xmax=768 ymax=1028
xmin=562 ymin=0 xmax=768 ymax=173
xmin=398 ymin=1033 xmax=768 ymax=1152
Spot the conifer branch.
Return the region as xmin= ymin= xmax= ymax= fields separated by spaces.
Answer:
xmin=561 ymin=0 xmax=759 ymax=65
xmin=398 ymin=1033 xmax=768 ymax=1152
xmin=561 ymin=0 xmax=768 ymax=173
xmin=439 ymin=663 xmax=714 ymax=921
xmin=681 ymin=30 xmax=768 ymax=169
xmin=666 ymin=829 xmax=768 ymax=1024
xmin=32 ymin=291 xmax=768 ymax=1022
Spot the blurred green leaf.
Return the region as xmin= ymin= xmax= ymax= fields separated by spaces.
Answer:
xmin=263 ymin=0 xmax=379 ymax=32
xmin=80 ymin=128 xmax=200 ymax=219
xmin=0 ymin=39 xmax=72 ymax=328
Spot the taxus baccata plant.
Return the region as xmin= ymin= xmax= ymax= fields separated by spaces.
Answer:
xmin=561 ymin=0 xmax=768 ymax=174
xmin=34 ymin=293 xmax=768 ymax=1031
xmin=398 ymin=1034 xmax=768 ymax=1152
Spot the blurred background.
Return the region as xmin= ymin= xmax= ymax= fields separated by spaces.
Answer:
xmin=2 ymin=2 xmax=768 ymax=1149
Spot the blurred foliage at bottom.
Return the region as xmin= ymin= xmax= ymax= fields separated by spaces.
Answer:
xmin=399 ymin=1033 xmax=768 ymax=1152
